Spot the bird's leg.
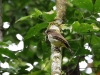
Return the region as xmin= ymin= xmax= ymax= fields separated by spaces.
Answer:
xmin=51 ymin=45 xmax=61 ymax=53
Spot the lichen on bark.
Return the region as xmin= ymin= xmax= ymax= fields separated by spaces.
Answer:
xmin=48 ymin=0 xmax=67 ymax=75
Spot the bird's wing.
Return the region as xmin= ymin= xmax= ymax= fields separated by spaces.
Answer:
xmin=52 ymin=32 xmax=70 ymax=48
xmin=53 ymin=33 xmax=74 ymax=55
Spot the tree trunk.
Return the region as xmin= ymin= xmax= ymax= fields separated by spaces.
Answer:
xmin=49 ymin=0 xmax=67 ymax=75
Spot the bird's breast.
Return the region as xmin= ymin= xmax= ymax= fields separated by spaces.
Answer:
xmin=48 ymin=34 xmax=63 ymax=47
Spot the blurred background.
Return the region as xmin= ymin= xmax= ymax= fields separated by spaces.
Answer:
xmin=1 ymin=0 xmax=100 ymax=75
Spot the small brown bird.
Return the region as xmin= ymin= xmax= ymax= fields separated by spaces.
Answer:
xmin=45 ymin=29 xmax=73 ymax=55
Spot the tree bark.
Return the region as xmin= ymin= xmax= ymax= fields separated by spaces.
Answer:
xmin=55 ymin=0 xmax=66 ymax=24
xmin=51 ymin=46 xmax=62 ymax=75
xmin=49 ymin=0 xmax=67 ymax=75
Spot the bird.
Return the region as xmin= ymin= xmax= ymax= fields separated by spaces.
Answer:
xmin=45 ymin=29 xmax=73 ymax=55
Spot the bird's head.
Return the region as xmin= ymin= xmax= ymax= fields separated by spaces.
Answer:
xmin=45 ymin=29 xmax=56 ymax=34
xmin=45 ymin=29 xmax=60 ymax=35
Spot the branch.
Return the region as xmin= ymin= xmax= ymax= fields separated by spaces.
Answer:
xmin=46 ymin=0 xmax=67 ymax=75
xmin=55 ymin=0 xmax=66 ymax=24
xmin=51 ymin=46 xmax=62 ymax=75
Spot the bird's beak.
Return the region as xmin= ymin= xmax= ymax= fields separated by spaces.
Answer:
xmin=45 ymin=30 xmax=48 ymax=35
xmin=44 ymin=30 xmax=49 ymax=43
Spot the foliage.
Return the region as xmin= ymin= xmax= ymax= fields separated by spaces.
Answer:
xmin=1 ymin=0 xmax=100 ymax=75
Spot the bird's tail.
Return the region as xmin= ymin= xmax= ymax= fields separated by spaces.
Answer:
xmin=68 ymin=48 xmax=74 ymax=55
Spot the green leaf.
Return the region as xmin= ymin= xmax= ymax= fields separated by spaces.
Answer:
xmin=15 ymin=9 xmax=42 ymax=23
xmin=72 ymin=21 xmax=96 ymax=33
xmin=91 ymin=23 xmax=100 ymax=31
xmin=15 ymin=16 xmax=30 ymax=23
xmin=24 ymin=22 xmax=48 ymax=40
xmin=76 ymin=47 xmax=91 ymax=55
xmin=42 ymin=12 xmax=56 ymax=22
xmin=1 ymin=68 xmax=15 ymax=73
xmin=0 ymin=54 xmax=5 ymax=62
xmin=91 ymin=35 xmax=100 ymax=45
xmin=34 ymin=8 xmax=42 ymax=17
xmin=94 ymin=0 xmax=100 ymax=12
xmin=94 ymin=61 xmax=100 ymax=67
xmin=29 ymin=70 xmax=47 ymax=75
xmin=0 ymin=42 xmax=8 ymax=46
xmin=36 ymin=41 xmax=43 ymax=59
xmin=79 ymin=23 xmax=93 ymax=32
xmin=72 ymin=0 xmax=93 ymax=11
xmin=72 ymin=21 xmax=80 ymax=32
xmin=10 ymin=0 xmax=32 ymax=9
xmin=0 ymin=48 xmax=17 ymax=59
xmin=69 ymin=41 xmax=91 ymax=55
